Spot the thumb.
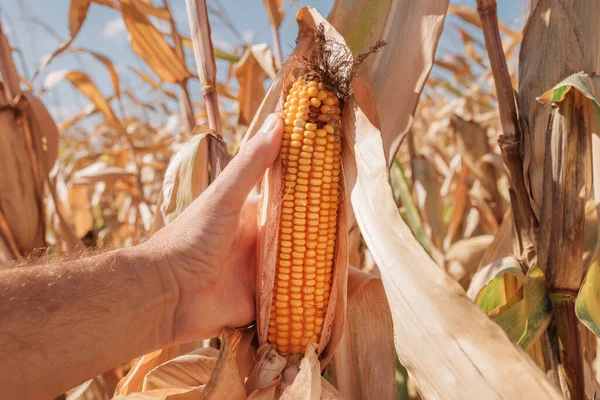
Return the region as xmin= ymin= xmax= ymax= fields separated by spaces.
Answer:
xmin=208 ymin=113 xmax=283 ymax=213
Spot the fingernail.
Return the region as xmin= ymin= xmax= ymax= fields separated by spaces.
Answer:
xmin=261 ymin=113 xmax=279 ymax=134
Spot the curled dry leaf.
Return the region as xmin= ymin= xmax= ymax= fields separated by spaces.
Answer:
xmin=235 ymin=44 xmax=276 ymax=126
xmin=160 ymin=130 xmax=210 ymax=225
xmin=329 ymin=0 xmax=449 ymax=165
xmin=279 ymin=343 xmax=321 ymax=400
xmin=201 ymin=329 xmax=246 ymax=400
xmin=120 ymin=0 xmax=190 ymax=84
xmin=69 ymin=48 xmax=121 ymax=97
xmin=116 ymin=347 xmax=183 ymax=395
xmin=142 ymin=351 xmax=218 ymax=390
xmin=43 ymin=70 xmax=122 ymax=131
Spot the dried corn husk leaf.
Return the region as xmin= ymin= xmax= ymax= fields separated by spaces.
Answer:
xmin=116 ymin=347 xmax=183 ymax=395
xmin=201 ymin=329 xmax=246 ymax=400
xmin=280 ymin=343 xmax=321 ymax=400
xmin=92 ymin=0 xmax=170 ymax=20
xmin=43 ymin=70 xmax=121 ymax=130
xmin=160 ymin=130 xmax=210 ymax=224
xmin=330 ymin=267 xmax=395 ymax=400
xmin=329 ymin=0 xmax=449 ymax=165
xmin=114 ymin=386 xmax=204 ymax=400
xmin=246 ymin=344 xmax=287 ymax=395
xmin=344 ymin=78 xmax=561 ymax=398
xmin=235 ymin=44 xmax=275 ymax=126
xmin=120 ymin=0 xmax=190 ymax=83
xmin=142 ymin=350 xmax=218 ymax=390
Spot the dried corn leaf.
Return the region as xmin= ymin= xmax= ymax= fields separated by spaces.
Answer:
xmin=142 ymin=352 xmax=217 ymax=390
xmin=344 ymin=81 xmax=561 ymax=398
xmin=72 ymin=163 xmax=136 ymax=185
xmin=129 ymin=68 xmax=177 ymax=99
xmin=120 ymin=0 xmax=190 ymax=83
xmin=92 ymin=0 xmax=170 ymax=20
xmin=201 ymin=329 xmax=246 ymax=400
xmin=235 ymin=44 xmax=275 ymax=126
xmin=160 ymin=129 xmax=210 ymax=224
xmin=117 ymin=347 xmax=183 ymax=395
xmin=43 ymin=70 xmax=121 ymax=130
xmin=263 ymin=0 xmax=284 ymax=29
xmin=70 ymin=48 xmax=121 ymax=97
xmin=330 ymin=267 xmax=395 ymax=400
xmin=448 ymin=5 xmax=518 ymax=37
xmin=278 ymin=344 xmax=321 ymax=400
xmin=329 ymin=0 xmax=449 ymax=165
xmin=114 ymin=386 xmax=204 ymax=400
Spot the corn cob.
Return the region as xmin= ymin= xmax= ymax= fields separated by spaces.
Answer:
xmin=267 ymin=78 xmax=342 ymax=355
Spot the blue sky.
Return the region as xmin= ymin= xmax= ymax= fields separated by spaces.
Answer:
xmin=0 ymin=0 xmax=527 ymax=127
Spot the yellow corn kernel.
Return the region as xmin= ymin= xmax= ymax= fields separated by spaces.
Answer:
xmin=269 ymin=77 xmax=342 ymax=355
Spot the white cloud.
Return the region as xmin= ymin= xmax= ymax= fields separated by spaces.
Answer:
xmin=242 ymin=29 xmax=256 ymax=44
xmin=103 ymin=17 xmax=125 ymax=38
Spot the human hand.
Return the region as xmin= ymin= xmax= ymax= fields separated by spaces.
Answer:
xmin=145 ymin=114 xmax=283 ymax=344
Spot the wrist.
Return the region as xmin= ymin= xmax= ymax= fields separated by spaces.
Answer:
xmin=124 ymin=242 xmax=180 ymax=349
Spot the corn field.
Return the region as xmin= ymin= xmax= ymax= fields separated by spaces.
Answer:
xmin=3 ymin=0 xmax=600 ymax=399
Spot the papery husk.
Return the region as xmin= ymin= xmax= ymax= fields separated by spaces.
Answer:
xmin=343 ymin=73 xmax=561 ymax=399
xmin=255 ymin=7 xmax=350 ymax=366
xmin=330 ymin=267 xmax=395 ymax=400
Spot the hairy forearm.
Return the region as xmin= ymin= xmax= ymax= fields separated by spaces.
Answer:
xmin=0 ymin=244 xmax=178 ymax=400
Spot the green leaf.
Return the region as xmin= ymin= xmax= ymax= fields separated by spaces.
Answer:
xmin=474 ymin=257 xmax=524 ymax=314
xmin=390 ymin=159 xmax=433 ymax=256
xmin=492 ymin=269 xmax=552 ymax=349
xmin=473 ymin=258 xmax=551 ymax=349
